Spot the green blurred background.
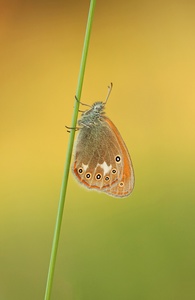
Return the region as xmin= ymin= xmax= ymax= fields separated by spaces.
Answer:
xmin=1 ymin=0 xmax=195 ymax=299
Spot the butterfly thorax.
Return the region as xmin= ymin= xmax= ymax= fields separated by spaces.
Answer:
xmin=78 ymin=101 xmax=106 ymax=127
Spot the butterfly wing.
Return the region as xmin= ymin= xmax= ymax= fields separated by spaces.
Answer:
xmin=72 ymin=118 xmax=124 ymax=191
xmin=72 ymin=116 xmax=134 ymax=197
xmin=103 ymin=117 xmax=134 ymax=197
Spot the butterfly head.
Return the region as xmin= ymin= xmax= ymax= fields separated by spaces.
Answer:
xmin=78 ymin=101 xmax=105 ymax=127
xmin=91 ymin=101 xmax=105 ymax=114
xmin=78 ymin=83 xmax=113 ymax=127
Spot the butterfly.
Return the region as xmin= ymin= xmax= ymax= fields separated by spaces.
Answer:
xmin=72 ymin=83 xmax=134 ymax=198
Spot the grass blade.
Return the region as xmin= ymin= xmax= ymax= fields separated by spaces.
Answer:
xmin=44 ymin=1 xmax=96 ymax=299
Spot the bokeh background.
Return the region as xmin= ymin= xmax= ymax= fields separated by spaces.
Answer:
xmin=1 ymin=0 xmax=195 ymax=299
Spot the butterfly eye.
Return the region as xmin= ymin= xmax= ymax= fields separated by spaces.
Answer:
xmin=85 ymin=173 xmax=91 ymax=179
xmin=111 ymin=168 xmax=117 ymax=174
xmin=119 ymin=182 xmax=124 ymax=187
xmin=78 ymin=168 xmax=83 ymax=174
xmin=104 ymin=176 xmax=110 ymax=182
xmin=115 ymin=155 xmax=121 ymax=163
xmin=95 ymin=173 xmax=102 ymax=180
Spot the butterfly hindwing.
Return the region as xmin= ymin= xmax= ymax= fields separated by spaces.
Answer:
xmin=73 ymin=118 xmax=124 ymax=191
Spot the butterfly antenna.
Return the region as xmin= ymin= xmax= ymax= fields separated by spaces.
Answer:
xmin=75 ymin=95 xmax=92 ymax=108
xmin=104 ymin=82 xmax=113 ymax=104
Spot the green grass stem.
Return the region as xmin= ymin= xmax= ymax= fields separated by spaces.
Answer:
xmin=44 ymin=1 xmax=96 ymax=299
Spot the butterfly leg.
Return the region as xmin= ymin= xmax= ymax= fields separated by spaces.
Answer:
xmin=75 ymin=96 xmax=92 ymax=108
xmin=78 ymin=122 xmax=90 ymax=128
xmin=65 ymin=125 xmax=80 ymax=133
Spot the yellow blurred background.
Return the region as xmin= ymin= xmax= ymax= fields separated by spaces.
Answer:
xmin=1 ymin=0 xmax=195 ymax=299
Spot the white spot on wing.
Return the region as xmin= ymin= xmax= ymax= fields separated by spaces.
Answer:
xmin=82 ymin=163 xmax=88 ymax=171
xmin=97 ymin=162 xmax=112 ymax=176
